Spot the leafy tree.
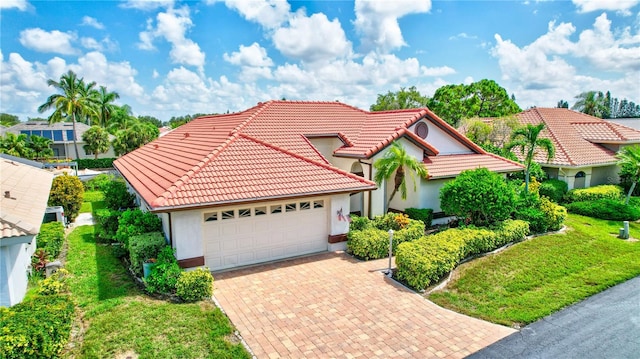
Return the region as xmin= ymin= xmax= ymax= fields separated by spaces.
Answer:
xmin=168 ymin=113 xmax=211 ymax=129
xmin=27 ymin=135 xmax=54 ymax=160
xmin=95 ymin=86 xmax=120 ymax=127
xmin=427 ymin=79 xmax=520 ymax=126
xmin=82 ymin=125 xmax=111 ymax=159
xmin=373 ymin=141 xmax=428 ymax=206
xmin=108 ymin=104 xmax=136 ymax=134
xmin=0 ymin=113 xmax=20 ymax=127
xmin=138 ymin=115 xmax=162 ymax=128
xmin=571 ymin=91 xmax=608 ymax=118
xmin=38 ymin=70 xmax=99 ymax=160
xmin=616 ymin=145 xmax=640 ymax=205
xmin=0 ymin=133 xmax=32 ymax=158
xmin=48 ymin=173 xmax=84 ymax=221
xmin=505 ymin=123 xmax=555 ymax=194
xmin=439 ymin=167 xmax=516 ymax=226
xmin=556 ymin=100 xmax=569 ymax=108
xmin=112 ymin=121 xmax=160 ymax=155
xmin=370 ymin=86 xmax=429 ymax=111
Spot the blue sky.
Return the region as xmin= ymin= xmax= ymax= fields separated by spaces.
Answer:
xmin=1 ymin=0 xmax=639 ymax=123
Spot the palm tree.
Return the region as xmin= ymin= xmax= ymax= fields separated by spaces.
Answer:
xmin=373 ymin=141 xmax=429 ymax=208
xmin=27 ymin=135 xmax=54 ymax=160
xmin=82 ymin=125 xmax=111 ymax=159
xmin=572 ymin=91 xmax=607 ymax=118
xmin=505 ymin=123 xmax=555 ymax=193
xmin=616 ymin=145 xmax=640 ymax=205
xmin=96 ymin=86 xmax=120 ymax=128
xmin=38 ymin=70 xmax=98 ymax=160
xmin=0 ymin=132 xmax=32 ymax=158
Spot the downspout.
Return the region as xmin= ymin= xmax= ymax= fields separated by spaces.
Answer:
xmin=168 ymin=212 xmax=173 ymax=247
xmin=359 ymin=159 xmax=373 ymax=219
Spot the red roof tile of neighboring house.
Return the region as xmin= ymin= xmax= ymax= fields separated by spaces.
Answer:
xmin=515 ymin=108 xmax=640 ymax=167
xmin=115 ymin=100 xmax=521 ymax=211
xmin=424 ymin=153 xmax=524 ymax=179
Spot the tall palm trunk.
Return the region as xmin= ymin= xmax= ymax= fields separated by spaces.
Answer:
xmin=72 ymin=113 xmax=80 ymax=160
xmin=626 ymin=182 xmax=636 ymax=205
xmin=388 ymin=166 xmax=405 ymax=203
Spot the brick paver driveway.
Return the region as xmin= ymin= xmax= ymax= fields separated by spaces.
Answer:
xmin=214 ymin=252 xmax=515 ymax=358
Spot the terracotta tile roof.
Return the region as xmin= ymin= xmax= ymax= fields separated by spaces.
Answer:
xmin=115 ymin=100 xmax=517 ymax=211
xmin=424 ymin=153 xmax=523 ymax=179
xmin=1 ymin=159 xmax=54 ymax=239
xmin=515 ymin=108 xmax=640 ymax=167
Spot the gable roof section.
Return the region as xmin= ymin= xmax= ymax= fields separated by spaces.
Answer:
xmin=1 ymin=159 xmax=54 ymax=239
xmin=115 ymin=100 xmax=518 ymax=211
xmin=424 ymin=153 xmax=524 ymax=179
xmin=516 ymin=108 xmax=640 ymax=167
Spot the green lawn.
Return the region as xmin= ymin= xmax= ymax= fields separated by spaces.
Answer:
xmin=65 ymin=213 xmax=249 ymax=357
xmin=79 ymin=191 xmax=106 ymax=214
xmin=428 ymin=214 xmax=640 ymax=327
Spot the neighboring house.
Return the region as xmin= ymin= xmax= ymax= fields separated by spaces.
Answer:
xmin=0 ymin=155 xmax=54 ymax=307
xmin=6 ymin=121 xmax=116 ymax=159
xmin=515 ymin=108 xmax=640 ymax=190
xmin=115 ymin=101 xmax=522 ymax=271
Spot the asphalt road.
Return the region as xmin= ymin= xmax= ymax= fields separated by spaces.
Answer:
xmin=468 ymin=275 xmax=640 ymax=359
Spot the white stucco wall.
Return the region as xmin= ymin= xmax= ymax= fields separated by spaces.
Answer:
xmin=420 ymin=179 xmax=448 ymax=213
xmin=0 ymin=237 xmax=35 ymax=307
xmin=307 ymin=137 xmax=346 ymax=163
xmin=170 ymin=210 xmax=204 ymax=261
xmin=329 ymin=194 xmax=351 ymax=236
xmin=408 ymin=120 xmax=472 ymax=155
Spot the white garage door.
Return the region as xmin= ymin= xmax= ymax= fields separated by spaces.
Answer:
xmin=203 ymin=198 xmax=328 ymax=271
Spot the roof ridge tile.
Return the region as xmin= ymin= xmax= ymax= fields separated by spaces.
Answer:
xmin=531 ymin=108 xmax=576 ymax=166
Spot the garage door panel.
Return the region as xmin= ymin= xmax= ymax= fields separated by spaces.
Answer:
xmin=204 ymin=199 xmax=329 ymax=271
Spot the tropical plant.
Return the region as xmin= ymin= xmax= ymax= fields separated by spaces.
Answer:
xmin=38 ymin=70 xmax=99 ymax=160
xmin=370 ymin=86 xmax=429 ymax=111
xmin=373 ymin=141 xmax=428 ymax=206
xmin=505 ymin=123 xmax=555 ymax=194
xmin=27 ymin=135 xmax=54 ymax=160
xmin=616 ymin=145 xmax=640 ymax=204
xmin=0 ymin=113 xmax=20 ymax=127
xmin=48 ymin=173 xmax=85 ymax=221
xmin=0 ymin=132 xmax=32 ymax=158
xmin=112 ymin=121 xmax=160 ymax=155
xmin=95 ymin=86 xmax=120 ymax=128
xmin=82 ymin=125 xmax=111 ymax=159
xmin=571 ymin=91 xmax=608 ymax=118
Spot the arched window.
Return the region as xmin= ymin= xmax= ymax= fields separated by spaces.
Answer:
xmin=574 ymin=171 xmax=586 ymax=189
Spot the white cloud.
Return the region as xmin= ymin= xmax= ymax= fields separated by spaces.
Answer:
xmin=137 ymin=6 xmax=206 ymax=69
xmin=120 ymin=0 xmax=174 ymax=11
xmin=211 ymin=0 xmax=290 ymax=29
xmin=81 ymin=16 xmax=105 ymax=29
xmin=152 ymin=69 xmax=159 ymax=79
xmin=273 ymin=12 xmax=352 ymax=63
xmin=224 ymin=42 xmax=273 ymax=67
xmin=19 ymin=28 xmax=77 ymax=55
xmin=449 ymin=33 xmax=477 ymax=40
xmin=80 ymin=36 xmax=118 ymax=52
xmin=1 ymin=0 xmax=29 ymax=10
xmin=423 ymin=66 xmax=456 ymax=77
xmin=354 ymin=0 xmax=431 ymax=53
xmin=70 ymin=51 xmax=145 ymax=98
xmin=572 ymin=0 xmax=640 ymax=16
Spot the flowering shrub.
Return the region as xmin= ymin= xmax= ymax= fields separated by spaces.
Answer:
xmin=176 ymin=268 xmax=213 ymax=302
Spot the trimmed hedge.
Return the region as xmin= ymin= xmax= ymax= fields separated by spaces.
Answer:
xmin=77 ymin=158 xmax=115 ymax=169
xmin=404 ymin=208 xmax=434 ymax=227
xmin=395 ymin=220 xmax=529 ymax=291
xmin=94 ymin=208 xmax=121 ymax=242
xmin=0 ymin=294 xmax=75 ymax=359
xmin=539 ymin=179 xmax=568 ymax=203
xmin=145 ymin=246 xmax=182 ymax=294
xmin=176 ymin=268 xmax=213 ymax=302
xmin=129 ymin=232 xmax=166 ymax=276
xmin=103 ymin=179 xmax=135 ymax=211
xmin=48 ymin=173 xmax=84 ymax=221
xmin=37 ymin=222 xmax=65 ymax=259
xmin=114 ymin=209 xmax=162 ymax=247
xmin=565 ymin=199 xmax=640 ymax=221
xmin=514 ymin=197 xmax=567 ymax=233
xmin=563 ymin=185 xmax=623 ymax=203
xmin=83 ymin=173 xmax=115 ymax=191
xmin=347 ymin=216 xmax=425 ymax=260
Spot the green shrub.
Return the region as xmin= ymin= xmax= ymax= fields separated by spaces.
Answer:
xmin=37 ymin=222 xmax=65 ymax=259
xmin=349 ymin=215 xmax=371 ymax=231
xmin=83 ymin=173 xmax=115 ymax=191
xmin=539 ymin=196 xmax=567 ymax=231
xmin=347 ymin=219 xmax=425 ymax=260
xmin=539 ymin=179 xmax=568 ymax=203
xmin=563 ymin=185 xmax=623 ymax=203
xmin=129 ymin=232 xmax=166 ymax=276
xmin=94 ymin=208 xmax=121 ymax=242
xmin=77 ymin=158 xmax=115 ymax=169
xmin=114 ymin=209 xmax=162 ymax=247
xmin=395 ymin=220 xmax=529 ymax=290
xmin=38 ymin=269 xmax=69 ymax=296
xmin=404 ymin=208 xmax=433 ymax=227
xmin=514 ymin=207 xmax=548 ymax=233
xmin=145 ymin=246 xmax=182 ymax=294
xmin=48 ymin=173 xmax=84 ymax=221
xmin=372 ymin=213 xmax=407 ymax=231
xmin=566 ymin=199 xmax=640 ymax=221
xmin=0 ymin=294 xmax=74 ymax=359
xmin=440 ymin=167 xmax=516 ymax=226
xmin=176 ymin=268 xmax=213 ymax=302
xmin=103 ymin=179 xmax=135 ymax=210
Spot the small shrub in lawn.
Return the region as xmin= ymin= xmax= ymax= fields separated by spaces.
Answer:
xmin=176 ymin=268 xmax=213 ymax=302
xmin=94 ymin=208 xmax=121 ymax=242
xmin=515 ymin=207 xmax=547 ymax=233
xmin=372 ymin=212 xmax=410 ymax=231
xmin=565 ymin=199 xmax=640 ymax=221
xmin=114 ymin=209 xmax=162 ymax=247
xmin=539 ymin=179 xmax=568 ymax=203
xmin=76 ymin=157 xmax=115 ymax=169
xmin=404 ymin=208 xmax=434 ymax=227
xmin=37 ymin=222 xmax=65 ymax=259
xmin=496 ymin=219 xmax=530 ymax=245
xmin=349 ymin=215 xmax=370 ymax=231
xmin=103 ymin=179 xmax=135 ymax=211
xmin=0 ymin=294 xmax=75 ymax=359
xmin=38 ymin=268 xmax=69 ymax=296
xmin=563 ymin=185 xmax=623 ymax=204
xmin=145 ymin=246 xmax=182 ymax=294
xmin=347 ymin=219 xmax=425 ymax=260
xmin=539 ymin=197 xmax=567 ymax=231
xmin=48 ymin=173 xmax=84 ymax=221
xmin=129 ymin=232 xmax=166 ymax=276
xmin=83 ymin=173 xmax=115 ymax=191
